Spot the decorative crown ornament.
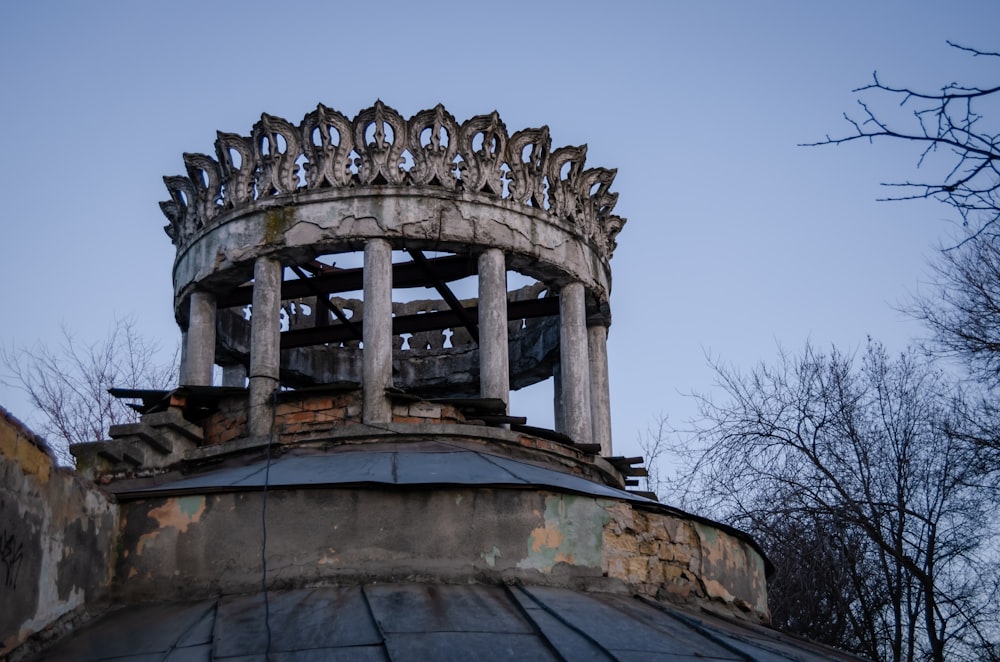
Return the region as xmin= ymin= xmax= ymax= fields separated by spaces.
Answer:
xmin=160 ymin=102 xmax=625 ymax=258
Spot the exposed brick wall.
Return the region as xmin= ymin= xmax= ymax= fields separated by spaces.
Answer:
xmin=275 ymin=392 xmax=363 ymax=440
xmin=602 ymin=502 xmax=769 ymax=622
xmin=203 ymin=391 xmax=480 ymax=443
xmin=193 ymin=391 xmax=620 ymax=488
xmin=201 ymin=397 xmax=247 ymax=446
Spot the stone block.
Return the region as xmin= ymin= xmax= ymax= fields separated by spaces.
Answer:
xmin=408 ymin=402 xmax=442 ymax=419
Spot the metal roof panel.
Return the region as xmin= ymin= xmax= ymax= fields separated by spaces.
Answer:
xmin=27 ymin=584 xmax=862 ymax=662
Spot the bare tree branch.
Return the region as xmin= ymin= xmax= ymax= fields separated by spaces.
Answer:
xmin=805 ymin=43 xmax=1000 ymax=242
xmin=0 ymin=316 xmax=177 ymax=464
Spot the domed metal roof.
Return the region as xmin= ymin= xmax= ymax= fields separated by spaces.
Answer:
xmin=35 ymin=583 xmax=863 ymax=661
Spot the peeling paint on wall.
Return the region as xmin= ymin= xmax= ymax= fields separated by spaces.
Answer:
xmin=149 ymin=496 xmax=206 ymax=533
xmin=518 ymin=494 xmax=609 ymax=573
xmin=1 ymin=407 xmax=117 ymax=656
xmin=113 ymin=484 xmax=769 ymax=624
xmin=693 ymin=521 xmax=768 ymax=616
xmin=481 ymin=546 xmax=502 ymax=568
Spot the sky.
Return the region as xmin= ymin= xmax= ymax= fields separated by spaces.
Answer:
xmin=1 ymin=1 xmax=998 ymax=463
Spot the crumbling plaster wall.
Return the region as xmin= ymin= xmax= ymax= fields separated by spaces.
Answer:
xmin=602 ymin=502 xmax=768 ymax=619
xmin=115 ymin=486 xmax=769 ymax=622
xmin=0 ymin=408 xmax=118 ymax=656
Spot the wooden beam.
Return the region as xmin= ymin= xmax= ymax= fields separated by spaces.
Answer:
xmin=475 ymin=414 xmax=528 ymax=425
xmin=408 ymin=248 xmax=479 ymax=344
xmin=430 ymin=396 xmax=508 ymax=415
xmin=289 ymin=264 xmax=363 ymax=341
xmin=608 ymin=456 xmax=644 ymax=467
xmin=280 ymin=297 xmax=559 ymax=349
xmin=509 ymin=423 xmax=575 ymax=446
xmin=301 ymin=259 xmax=338 ymax=274
xmin=218 ymin=254 xmax=477 ymax=308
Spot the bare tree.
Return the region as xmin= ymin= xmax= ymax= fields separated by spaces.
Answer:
xmin=690 ymin=42 xmax=1000 ymax=658
xmin=676 ymin=341 xmax=1000 ymax=662
xmin=749 ymin=507 xmax=886 ymax=658
xmin=909 ymin=225 xmax=1000 ymax=397
xmin=807 ymin=42 xmax=1000 ymax=238
xmin=638 ymin=413 xmax=673 ymax=499
xmin=1 ymin=317 xmax=177 ymax=463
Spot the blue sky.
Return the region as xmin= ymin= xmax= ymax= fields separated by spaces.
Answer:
xmin=1 ymin=1 xmax=997 ymax=460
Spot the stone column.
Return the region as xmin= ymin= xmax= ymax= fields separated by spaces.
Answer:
xmin=182 ymin=291 xmax=217 ymax=386
xmin=588 ymin=323 xmax=612 ymax=456
xmin=363 ymin=239 xmax=393 ymax=424
xmin=552 ymin=360 xmax=564 ymax=434
xmin=478 ymin=248 xmax=509 ymax=407
xmin=248 ymin=256 xmax=282 ymax=437
xmin=178 ymin=329 xmax=189 ymax=387
xmin=558 ymin=282 xmax=591 ymax=444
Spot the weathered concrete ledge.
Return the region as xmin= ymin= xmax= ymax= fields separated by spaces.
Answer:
xmin=113 ymin=483 xmax=768 ymax=622
xmin=173 ymin=187 xmax=612 ymax=317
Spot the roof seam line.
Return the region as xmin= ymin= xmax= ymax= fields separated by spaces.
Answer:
xmin=513 ymin=585 xmax=619 ymax=661
xmin=634 ymin=596 xmax=759 ymax=662
xmin=474 ymin=451 xmax=531 ymax=484
xmin=155 ymin=600 xmax=217 ymax=661
xmin=501 ymin=583 xmax=572 ymax=662
xmin=360 ymin=583 xmax=392 ymax=660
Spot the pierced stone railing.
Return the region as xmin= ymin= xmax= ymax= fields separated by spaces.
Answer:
xmin=160 ymin=102 xmax=625 ymax=258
